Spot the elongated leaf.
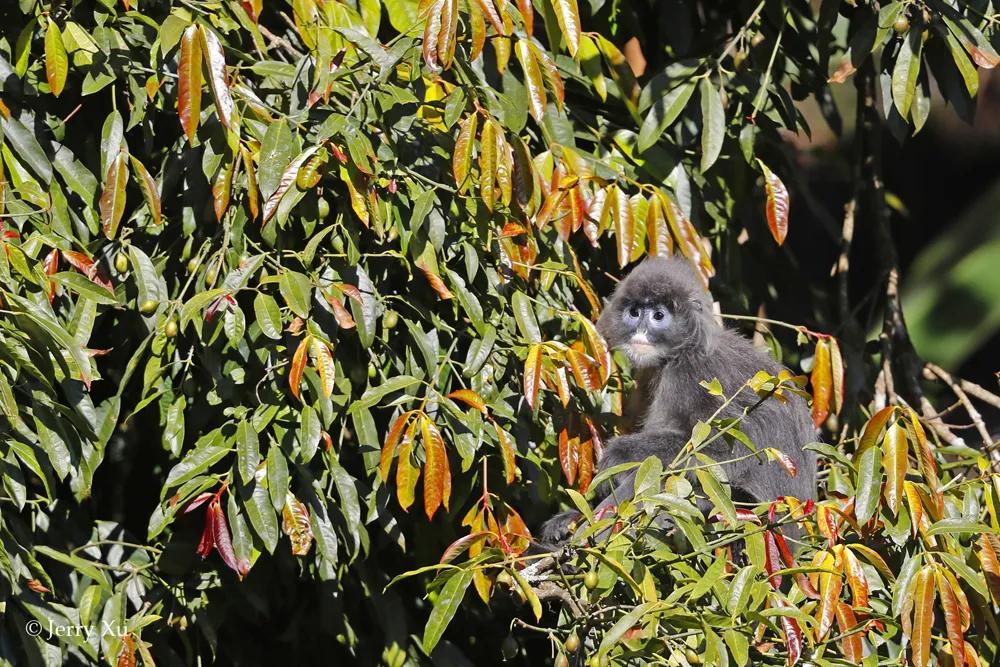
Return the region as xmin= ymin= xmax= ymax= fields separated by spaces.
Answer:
xmin=515 ymin=38 xmax=546 ymax=121
xmin=523 ymin=343 xmax=544 ymax=410
xmin=453 ymin=113 xmax=478 ymax=191
xmin=855 ymin=446 xmax=884 ymax=525
xmin=178 ymin=24 xmax=203 ymax=142
xmin=816 ymin=551 xmax=843 ymax=640
xmin=289 ymin=336 xmax=310 ymax=401
xmin=935 ymin=565 xmax=965 ymax=666
xmin=910 ymin=565 xmax=936 ymax=667
xmin=253 ymin=293 xmax=283 ymax=339
xmin=882 ymin=422 xmax=908 ymax=515
xmin=199 ymin=26 xmax=234 ymax=129
xmin=637 ymin=80 xmax=696 ymax=152
xmin=311 ymin=338 xmax=336 ymax=399
xmin=281 ymin=493 xmax=314 ymax=556
xmin=422 ymin=417 xmax=450 ymax=520
xmin=129 ymin=157 xmax=161 ymax=225
xmin=99 ymin=150 xmax=128 ymax=239
xmin=552 ymin=0 xmax=581 ymax=56
xmin=891 ymin=31 xmax=922 ymax=118
xmin=810 ymin=338 xmax=832 ymax=427
xmin=45 ymin=21 xmax=68 ymax=97
xmin=263 ymin=147 xmax=320 ymax=224
xmin=700 ymin=79 xmax=725 ymax=172
xmin=611 ymin=185 xmax=635 ymax=268
xmin=758 ymin=160 xmax=789 ymax=244
xmin=422 ymin=569 xmax=474 ymax=652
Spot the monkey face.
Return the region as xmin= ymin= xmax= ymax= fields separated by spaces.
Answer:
xmin=596 ymin=256 xmax=711 ymax=367
xmin=619 ymin=301 xmax=675 ymax=368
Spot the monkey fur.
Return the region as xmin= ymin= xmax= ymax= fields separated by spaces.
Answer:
xmin=539 ymin=256 xmax=818 ymax=543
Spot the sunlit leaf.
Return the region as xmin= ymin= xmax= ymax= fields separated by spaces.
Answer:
xmin=44 ymin=21 xmax=68 ymax=97
xmin=910 ymin=565 xmax=936 ymax=667
xmin=289 ymin=335 xmax=310 ymax=402
xmin=882 ymin=422 xmax=908 ymax=516
xmin=178 ymin=24 xmax=203 ymax=143
xmin=99 ymin=150 xmax=128 ymax=239
xmin=421 ymin=417 xmax=451 ymax=520
xmin=810 ymin=338 xmax=832 ymax=427
xmin=281 ymin=492 xmax=314 ymax=556
xmin=758 ymin=160 xmax=789 ymax=245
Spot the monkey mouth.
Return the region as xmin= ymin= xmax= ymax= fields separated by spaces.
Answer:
xmin=626 ymin=342 xmax=661 ymax=367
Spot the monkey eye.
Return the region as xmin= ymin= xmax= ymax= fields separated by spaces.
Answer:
xmin=652 ymin=310 xmax=665 ymax=321
xmin=627 ymin=306 xmax=640 ymax=318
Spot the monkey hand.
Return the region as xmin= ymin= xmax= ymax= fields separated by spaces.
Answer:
xmin=538 ymin=510 xmax=580 ymax=545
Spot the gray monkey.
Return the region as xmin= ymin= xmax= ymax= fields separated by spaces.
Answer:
xmin=540 ymin=256 xmax=818 ymax=543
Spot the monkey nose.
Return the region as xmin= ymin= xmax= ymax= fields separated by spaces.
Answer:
xmin=631 ymin=331 xmax=650 ymax=345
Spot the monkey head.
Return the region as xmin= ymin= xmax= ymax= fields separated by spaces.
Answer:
xmin=596 ymin=256 xmax=713 ymax=368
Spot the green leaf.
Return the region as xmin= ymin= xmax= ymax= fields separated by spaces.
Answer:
xmin=347 ymin=375 xmax=421 ymax=414
xmin=512 ymin=291 xmax=541 ymax=343
xmin=253 ymin=292 xmax=283 ymax=340
xmin=422 ymin=569 xmax=474 ymax=653
xmin=891 ymin=30 xmax=922 ymax=119
xmin=279 ymin=271 xmax=313 ymax=319
xmin=854 ymin=444 xmax=882 ymax=524
xmin=51 ymin=272 xmax=117 ymax=305
xmin=699 ymin=79 xmax=725 ymax=172
xmin=695 ymin=467 xmax=736 ymax=525
xmin=165 ymin=431 xmax=229 ymax=489
xmin=237 ymin=420 xmax=260 ymax=485
xmin=267 ymin=445 xmax=289 ymax=511
xmin=637 ymin=80 xmax=696 ymax=152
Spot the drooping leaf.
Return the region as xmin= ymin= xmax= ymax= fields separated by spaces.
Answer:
xmin=289 ymin=336 xmax=311 ymax=402
xmin=99 ymin=150 xmax=129 ymax=239
xmin=758 ymin=160 xmax=790 ymax=245
xmin=178 ymin=24 xmax=204 ymax=143
xmin=45 ymin=21 xmax=69 ymax=97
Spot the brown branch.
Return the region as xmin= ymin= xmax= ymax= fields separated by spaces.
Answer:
xmin=925 ymin=363 xmax=996 ymax=453
xmin=533 ymin=581 xmax=584 ymax=617
xmin=259 ymin=24 xmax=305 ymax=60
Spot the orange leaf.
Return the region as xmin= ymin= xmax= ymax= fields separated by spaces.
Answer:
xmin=578 ymin=430 xmax=594 ymax=493
xmin=842 ymin=546 xmax=869 ymax=609
xmin=523 ymin=343 xmax=544 ymax=410
xmin=473 ymin=0 xmax=503 ymax=34
xmin=935 ymin=566 xmax=966 ymax=666
xmin=859 ymin=405 xmax=896 ymax=453
xmin=129 ymin=157 xmax=162 ymax=226
xmin=380 ymin=410 xmax=417 ymax=481
xmin=908 ymin=407 xmax=940 ymax=495
xmin=980 ymin=534 xmax=1000 ymax=606
xmin=660 ymin=192 xmax=713 ymax=284
xmin=903 ymin=480 xmax=923 ymax=538
xmin=552 ymin=0 xmax=581 ymax=56
xmin=517 ymin=0 xmax=533 ymax=36
xmin=829 ymin=337 xmax=845 ymax=415
xmin=611 ymin=185 xmax=634 ymax=268
xmin=558 ymin=425 xmax=579 ymax=487
xmin=43 ymin=249 xmax=59 ymax=303
xmin=910 ymin=565 xmax=936 ymax=667
xmin=325 ymin=294 xmax=356 ymax=329
xmin=448 ymin=389 xmax=487 ymax=414
xmin=422 ymin=417 xmax=450 ymax=520
xmin=396 ymin=423 xmax=420 ymax=511
xmin=492 ymin=420 xmax=518 ymax=484
xmin=281 ymin=492 xmax=314 ymax=556
xmin=815 ymin=550 xmax=843 ymax=640
xmin=835 ymin=602 xmax=863 ymax=662
xmin=758 ymin=160 xmax=789 ymax=245
xmin=882 ymin=422 xmax=908 ymax=516
xmin=288 ymin=335 xmax=310 ymax=402
xmin=212 ymin=156 xmax=235 ymax=222
xmin=645 ymin=195 xmax=673 ymax=257
xmin=240 ymin=145 xmax=259 ymax=219
xmin=420 ymin=266 xmax=454 ymax=300
xmin=311 ymin=338 xmax=336 ymax=399
xmin=178 ymin=24 xmax=203 ymax=143
xmin=810 ymin=338 xmax=832 ymax=428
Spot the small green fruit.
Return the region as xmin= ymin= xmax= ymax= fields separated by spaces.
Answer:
xmin=165 ymin=319 xmax=178 ymax=338
xmin=555 ymin=654 xmax=570 ymax=667
xmin=318 ymin=198 xmax=331 ymax=219
xmin=140 ymin=299 xmax=158 ymax=314
xmin=893 ymin=15 xmax=910 ymax=34
xmin=564 ymin=632 xmax=581 ymax=653
xmin=367 ymin=363 xmax=377 ymax=379
xmin=115 ymin=252 xmax=129 ymax=273
xmin=186 ymin=257 xmax=200 ymax=274
xmin=383 ymin=310 xmax=399 ymax=330
xmin=584 ymin=571 xmax=599 ymax=590
xmin=500 ymin=635 xmax=518 ymax=660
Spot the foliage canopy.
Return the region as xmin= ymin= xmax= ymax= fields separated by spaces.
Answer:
xmin=0 ymin=0 xmax=999 ymax=665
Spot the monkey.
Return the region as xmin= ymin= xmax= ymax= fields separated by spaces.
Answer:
xmin=539 ymin=256 xmax=818 ymax=543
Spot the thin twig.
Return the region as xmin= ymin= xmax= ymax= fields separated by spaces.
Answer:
xmin=925 ymin=364 xmax=995 ymax=452
xmin=259 ymin=24 xmax=304 ymax=59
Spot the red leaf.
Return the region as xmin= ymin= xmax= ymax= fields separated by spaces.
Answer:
xmin=448 ymin=389 xmax=488 ymax=414
xmin=778 ymin=607 xmax=803 ymax=667
xmin=439 ymin=531 xmax=491 ymax=564
xmin=422 ymin=417 xmax=451 ymax=520
xmin=199 ymin=26 xmax=234 ymax=129
xmin=558 ymin=426 xmax=579 ymax=487
xmin=764 ymin=529 xmax=782 ymax=589
xmin=210 ymin=499 xmax=249 ymax=577
xmin=325 ymin=294 xmax=356 ymax=329
xmin=61 ymin=250 xmax=113 ymax=291
xmin=184 ymin=491 xmax=215 ymax=514
xmin=196 ymin=505 xmax=215 ymax=558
